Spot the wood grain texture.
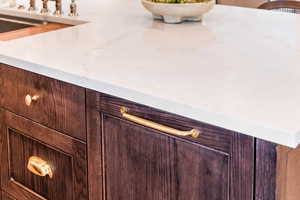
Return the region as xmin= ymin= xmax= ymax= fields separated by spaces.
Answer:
xmin=87 ymin=90 xmax=255 ymax=200
xmin=0 ymin=109 xmax=3 ymax=194
xmin=255 ymin=140 xmax=300 ymax=200
xmin=258 ymin=0 xmax=300 ymax=13
xmin=276 ymin=145 xmax=300 ymax=200
xmin=276 ymin=145 xmax=291 ymax=200
xmin=103 ymin=114 xmax=229 ymax=200
xmin=255 ymin=139 xmax=277 ymax=200
xmin=9 ymin=130 xmax=73 ymax=200
xmin=231 ymin=133 xmax=255 ymax=200
xmin=0 ymin=23 xmax=70 ymax=41
xmin=2 ymin=191 xmax=16 ymax=200
xmin=97 ymin=93 xmax=234 ymax=153
xmin=0 ymin=110 xmax=87 ymax=200
xmin=0 ymin=64 xmax=86 ymax=141
xmin=86 ymin=90 xmax=103 ymax=200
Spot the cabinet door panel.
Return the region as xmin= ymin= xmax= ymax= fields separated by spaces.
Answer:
xmin=9 ymin=130 xmax=73 ymax=200
xmin=87 ymin=91 xmax=254 ymax=200
xmin=169 ymin=139 xmax=228 ymax=200
xmin=104 ymin=115 xmax=171 ymax=200
xmin=0 ymin=110 xmax=87 ymax=200
xmin=2 ymin=191 xmax=16 ymax=200
xmin=103 ymin=114 xmax=229 ymax=200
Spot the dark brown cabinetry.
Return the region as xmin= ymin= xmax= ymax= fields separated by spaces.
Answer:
xmin=0 ymin=110 xmax=87 ymax=200
xmin=86 ymin=91 xmax=255 ymax=200
xmin=0 ymin=63 xmax=88 ymax=200
xmin=1 ymin=63 xmax=298 ymax=200
xmin=2 ymin=191 xmax=16 ymax=200
xmin=0 ymin=64 xmax=86 ymax=141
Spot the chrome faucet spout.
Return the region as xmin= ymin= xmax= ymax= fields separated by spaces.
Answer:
xmin=52 ymin=0 xmax=63 ymax=15
xmin=28 ymin=0 xmax=36 ymax=11
xmin=69 ymin=0 xmax=78 ymax=16
xmin=40 ymin=0 xmax=49 ymax=14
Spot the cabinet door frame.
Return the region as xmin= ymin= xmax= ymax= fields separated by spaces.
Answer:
xmin=87 ymin=90 xmax=255 ymax=200
xmin=2 ymin=190 xmax=17 ymax=200
xmin=0 ymin=109 xmax=87 ymax=200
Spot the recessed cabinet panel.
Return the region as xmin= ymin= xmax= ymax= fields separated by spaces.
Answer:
xmin=169 ymin=139 xmax=229 ymax=200
xmin=103 ymin=114 xmax=229 ymax=200
xmin=86 ymin=91 xmax=255 ymax=200
xmin=0 ymin=110 xmax=87 ymax=200
xmin=8 ymin=130 xmax=73 ymax=200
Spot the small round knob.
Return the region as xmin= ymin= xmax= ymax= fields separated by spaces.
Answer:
xmin=25 ymin=94 xmax=39 ymax=106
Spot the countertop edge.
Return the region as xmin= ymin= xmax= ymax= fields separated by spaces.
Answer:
xmin=1 ymin=54 xmax=299 ymax=148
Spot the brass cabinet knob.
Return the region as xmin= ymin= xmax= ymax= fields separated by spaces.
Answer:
xmin=27 ymin=156 xmax=53 ymax=179
xmin=25 ymin=94 xmax=39 ymax=106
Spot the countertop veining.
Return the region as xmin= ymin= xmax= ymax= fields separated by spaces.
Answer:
xmin=0 ymin=0 xmax=300 ymax=147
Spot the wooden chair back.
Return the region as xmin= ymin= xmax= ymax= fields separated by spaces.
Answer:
xmin=258 ymin=1 xmax=300 ymax=13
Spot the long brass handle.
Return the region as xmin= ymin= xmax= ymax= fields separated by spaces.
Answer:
xmin=27 ymin=156 xmax=53 ymax=179
xmin=120 ymin=107 xmax=200 ymax=138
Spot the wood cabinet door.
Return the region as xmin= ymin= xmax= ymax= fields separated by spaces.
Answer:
xmin=2 ymin=191 xmax=16 ymax=200
xmin=87 ymin=91 xmax=255 ymax=200
xmin=0 ymin=109 xmax=87 ymax=200
xmin=103 ymin=114 xmax=229 ymax=200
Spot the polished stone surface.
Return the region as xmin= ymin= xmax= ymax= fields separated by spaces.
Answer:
xmin=0 ymin=0 xmax=300 ymax=147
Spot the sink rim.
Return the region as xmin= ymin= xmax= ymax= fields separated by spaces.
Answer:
xmin=0 ymin=14 xmax=45 ymax=26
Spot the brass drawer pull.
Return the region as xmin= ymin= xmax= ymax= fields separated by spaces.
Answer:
xmin=120 ymin=107 xmax=200 ymax=138
xmin=25 ymin=94 xmax=39 ymax=106
xmin=27 ymin=156 xmax=53 ymax=179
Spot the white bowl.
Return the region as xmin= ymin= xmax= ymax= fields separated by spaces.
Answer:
xmin=142 ymin=0 xmax=215 ymax=23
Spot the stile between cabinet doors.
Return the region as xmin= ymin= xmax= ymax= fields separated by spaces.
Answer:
xmin=86 ymin=90 xmax=255 ymax=200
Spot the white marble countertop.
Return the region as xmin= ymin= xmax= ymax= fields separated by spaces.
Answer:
xmin=0 ymin=0 xmax=300 ymax=147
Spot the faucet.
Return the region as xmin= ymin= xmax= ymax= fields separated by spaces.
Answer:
xmin=18 ymin=0 xmax=78 ymax=16
xmin=52 ymin=0 xmax=63 ymax=15
xmin=28 ymin=0 xmax=36 ymax=11
xmin=68 ymin=0 xmax=78 ymax=16
xmin=40 ymin=0 xmax=49 ymax=14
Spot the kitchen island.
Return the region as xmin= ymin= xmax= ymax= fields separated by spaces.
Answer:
xmin=0 ymin=0 xmax=300 ymax=199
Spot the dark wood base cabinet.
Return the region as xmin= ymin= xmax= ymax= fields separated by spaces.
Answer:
xmin=86 ymin=91 xmax=254 ymax=200
xmin=2 ymin=191 xmax=16 ymax=200
xmin=1 ymin=63 xmax=300 ymax=200
xmin=0 ymin=110 xmax=87 ymax=200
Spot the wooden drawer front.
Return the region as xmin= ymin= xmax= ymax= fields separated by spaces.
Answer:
xmin=103 ymin=114 xmax=229 ymax=200
xmin=2 ymin=191 xmax=16 ymax=200
xmin=0 ymin=110 xmax=87 ymax=200
xmin=0 ymin=64 xmax=86 ymax=141
xmin=87 ymin=91 xmax=255 ymax=200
